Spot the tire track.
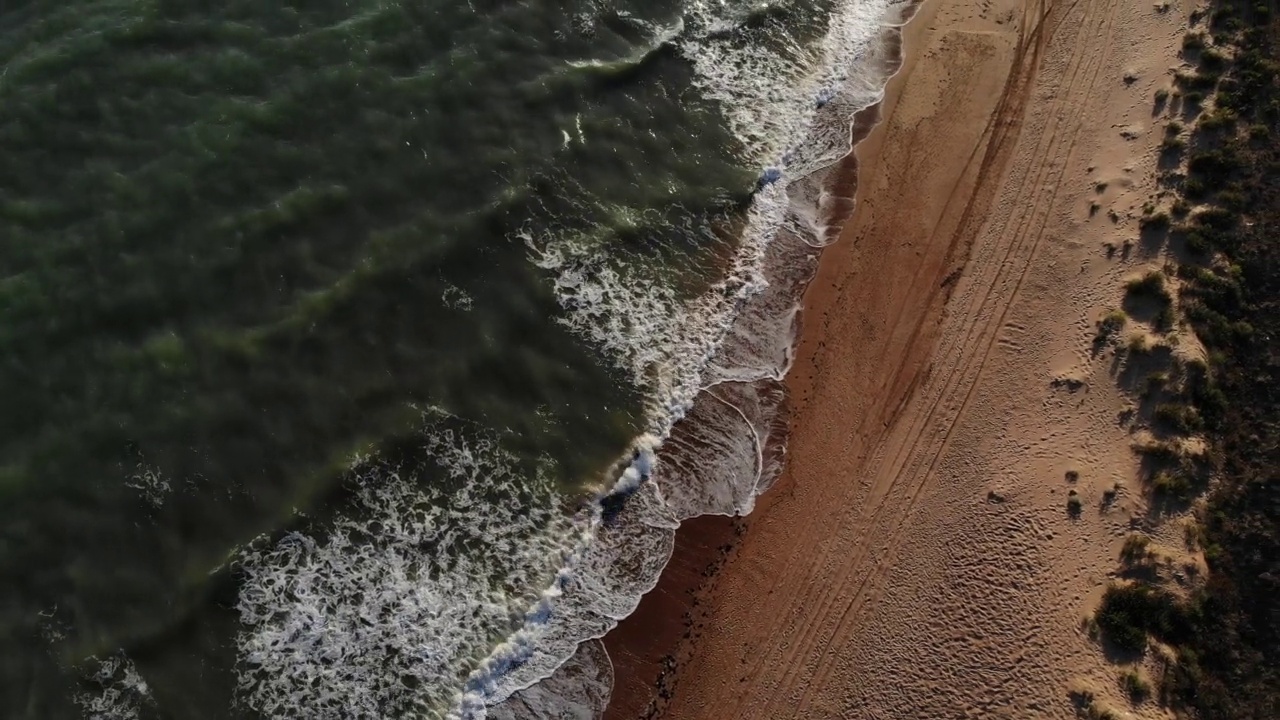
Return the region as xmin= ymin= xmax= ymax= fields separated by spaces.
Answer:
xmin=717 ymin=0 xmax=1061 ymax=711
xmin=785 ymin=0 xmax=1124 ymax=708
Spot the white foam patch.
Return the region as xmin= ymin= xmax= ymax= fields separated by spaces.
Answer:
xmin=487 ymin=639 xmax=613 ymax=720
xmin=230 ymin=0 xmax=922 ymax=717
xmin=235 ymin=427 xmax=578 ymax=719
xmin=124 ymin=455 xmax=171 ymax=509
xmin=480 ymin=0 xmax=918 ymax=715
xmin=76 ymin=653 xmax=154 ymax=720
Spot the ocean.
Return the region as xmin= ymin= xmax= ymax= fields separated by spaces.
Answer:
xmin=0 ymin=0 xmax=912 ymax=717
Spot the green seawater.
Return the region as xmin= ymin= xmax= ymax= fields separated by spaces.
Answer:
xmin=0 ymin=0 xmax=754 ymax=715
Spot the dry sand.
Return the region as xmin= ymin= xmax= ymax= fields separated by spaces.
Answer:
xmin=604 ymin=0 xmax=1204 ymax=717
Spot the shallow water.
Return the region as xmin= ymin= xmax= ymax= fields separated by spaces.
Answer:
xmin=0 ymin=0 xmax=912 ymax=717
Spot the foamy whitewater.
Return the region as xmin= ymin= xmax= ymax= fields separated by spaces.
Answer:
xmin=216 ymin=0 xmax=920 ymax=718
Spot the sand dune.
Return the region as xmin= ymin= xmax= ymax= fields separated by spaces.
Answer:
xmin=604 ymin=0 xmax=1196 ymax=716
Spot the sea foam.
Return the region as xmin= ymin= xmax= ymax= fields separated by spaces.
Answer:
xmin=230 ymin=0 xmax=917 ymax=717
xmin=480 ymin=0 xmax=917 ymax=716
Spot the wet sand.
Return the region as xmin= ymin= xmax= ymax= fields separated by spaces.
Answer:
xmin=604 ymin=0 xmax=1197 ymax=716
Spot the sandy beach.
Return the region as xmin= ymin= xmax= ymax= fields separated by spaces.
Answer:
xmin=604 ymin=0 xmax=1199 ymax=716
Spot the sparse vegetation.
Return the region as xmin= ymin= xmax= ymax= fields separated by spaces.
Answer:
xmin=1121 ymin=667 xmax=1153 ymax=702
xmin=1102 ymin=482 xmax=1122 ymax=507
xmin=1125 ymin=270 xmax=1169 ymax=299
xmin=1070 ymin=689 xmax=1121 ymax=720
xmin=1152 ymin=467 xmax=1196 ymax=500
xmin=1097 ymin=309 xmax=1128 ymax=340
xmin=1127 ymin=332 xmax=1151 ymax=354
xmin=1139 ymin=210 xmax=1171 ymax=229
xmin=1201 ymin=46 xmax=1230 ymax=71
xmin=1031 ymin=3 xmax=1273 ymax=716
xmin=1200 ymin=107 xmax=1238 ymax=130
xmin=1095 ymin=583 xmax=1189 ymax=655
xmin=1154 ymin=402 xmax=1204 ymax=433
xmin=1143 ymin=370 xmax=1170 ymax=396
xmin=1131 ymin=435 xmax=1187 ymax=466
xmin=1121 ymin=534 xmax=1152 ymax=564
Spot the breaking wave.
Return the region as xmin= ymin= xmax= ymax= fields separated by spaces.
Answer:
xmin=230 ymin=0 xmax=920 ymax=718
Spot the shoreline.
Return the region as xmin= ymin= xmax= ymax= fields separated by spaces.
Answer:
xmin=600 ymin=0 xmax=946 ymax=715
xmin=602 ymin=0 xmax=1199 ymax=714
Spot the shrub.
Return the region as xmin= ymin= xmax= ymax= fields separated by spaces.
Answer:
xmin=1133 ymin=437 xmax=1183 ymax=464
xmin=1097 ymin=309 xmax=1127 ymax=339
xmin=1184 ymin=227 xmax=1211 ymax=254
xmin=1126 ymin=270 xmax=1168 ymax=298
xmin=1155 ymin=402 xmax=1204 ymax=433
xmin=1121 ymin=534 xmax=1152 ymax=563
xmin=1144 ymin=371 xmax=1170 ymax=395
xmin=1201 ymin=47 xmax=1230 ymax=71
xmin=1152 ymin=468 xmax=1196 ymax=500
xmin=1183 ymin=32 xmax=1207 ymax=51
xmin=1096 ymin=583 xmax=1188 ymax=655
xmin=1195 ymin=205 xmax=1237 ymax=229
xmin=1102 ymin=482 xmax=1122 ymax=506
xmin=1217 ymin=189 xmax=1246 ymax=210
xmin=1122 ymin=668 xmax=1153 ymax=702
xmin=1200 ymin=108 xmax=1238 ymax=130
xmin=1188 ymin=149 xmax=1239 ymax=179
xmin=1128 ymin=332 xmax=1152 ymax=354
xmin=1140 ymin=211 xmax=1171 ymax=229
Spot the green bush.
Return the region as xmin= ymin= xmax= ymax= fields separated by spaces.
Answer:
xmin=1097 ymin=309 xmax=1128 ymax=340
xmin=1155 ymin=402 xmax=1205 ymax=433
xmin=1152 ymin=468 xmax=1196 ymax=500
xmin=1121 ymin=534 xmax=1152 ymax=563
xmin=1096 ymin=583 xmax=1189 ymax=655
xmin=1126 ymin=270 xmax=1168 ymax=297
xmin=1202 ymin=47 xmax=1230 ymax=71
xmin=1122 ymin=668 xmax=1152 ymax=702
xmin=1189 ymin=149 xmax=1239 ymax=178
xmin=1200 ymin=108 xmax=1238 ymax=129
xmin=1140 ymin=211 xmax=1171 ymax=229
